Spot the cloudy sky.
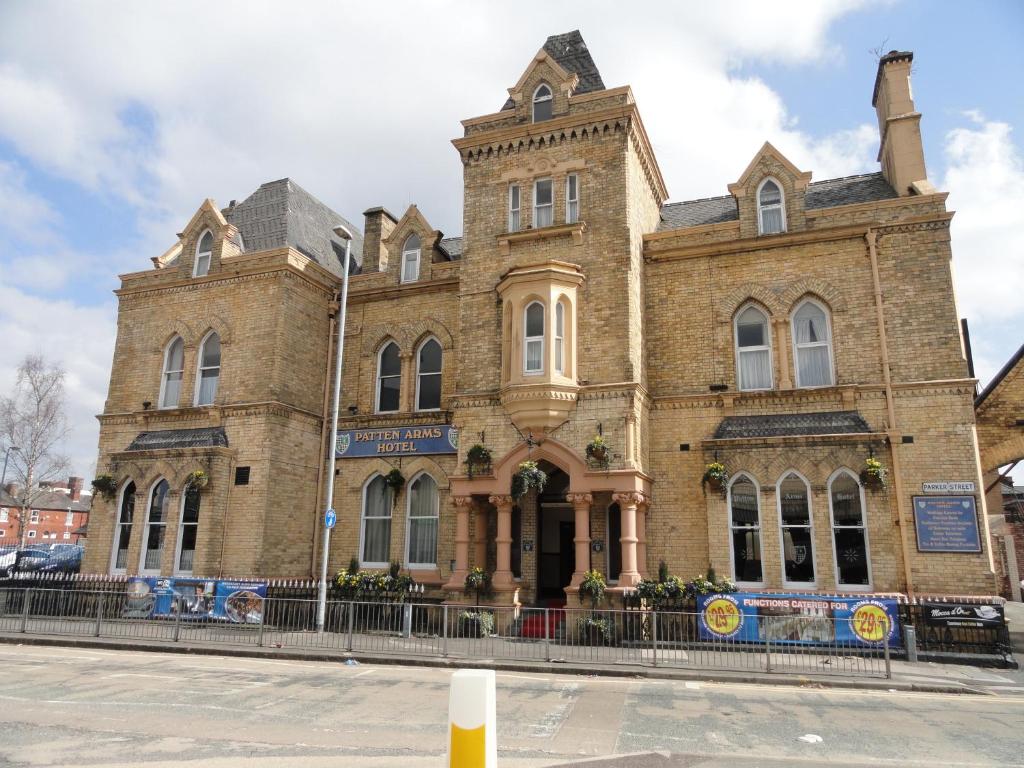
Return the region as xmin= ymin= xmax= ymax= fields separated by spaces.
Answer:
xmin=0 ymin=0 xmax=1021 ymax=477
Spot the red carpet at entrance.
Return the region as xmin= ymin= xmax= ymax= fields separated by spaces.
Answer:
xmin=519 ymin=599 xmax=565 ymax=638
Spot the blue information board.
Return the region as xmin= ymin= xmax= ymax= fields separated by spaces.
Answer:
xmin=913 ymin=495 xmax=981 ymax=552
xmin=125 ymin=578 xmax=266 ymax=624
xmin=335 ymin=424 xmax=458 ymax=458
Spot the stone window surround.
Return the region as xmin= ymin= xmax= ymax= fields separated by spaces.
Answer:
xmin=371 ymin=337 xmax=447 ymax=416
xmin=499 ymin=158 xmax=587 ymax=235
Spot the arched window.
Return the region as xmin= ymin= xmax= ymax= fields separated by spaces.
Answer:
xmin=778 ymin=472 xmax=815 ymax=585
xmin=415 ymin=338 xmax=442 ymax=411
xmin=406 ymin=473 xmax=438 ymax=567
xmin=361 ymin=475 xmax=393 ymax=566
xmin=194 ymin=332 xmax=221 ymax=406
xmin=376 ymin=341 xmax=401 ymax=413
xmin=140 ymin=479 xmax=169 ymax=574
xmin=792 ymin=299 xmax=834 ymax=388
xmin=401 ymin=233 xmax=421 ymax=283
xmin=728 ymin=474 xmax=762 ymax=584
xmin=159 ymin=337 xmax=185 ymax=409
xmin=175 ymin=484 xmax=201 ymax=575
xmin=532 ymin=83 xmax=552 ymax=122
xmin=110 ymin=481 xmax=135 ymax=573
xmin=524 ymin=301 xmax=545 ymax=374
xmin=735 ymin=304 xmax=772 ymax=391
xmin=194 ymin=230 xmax=213 ymax=276
xmin=554 ymin=300 xmax=565 ymax=375
xmin=829 ymin=470 xmax=871 ymax=588
xmin=757 ymin=179 xmax=785 ymax=235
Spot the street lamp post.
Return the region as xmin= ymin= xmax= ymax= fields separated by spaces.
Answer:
xmin=1 ymin=446 xmax=20 ymax=488
xmin=317 ymin=225 xmax=353 ymax=632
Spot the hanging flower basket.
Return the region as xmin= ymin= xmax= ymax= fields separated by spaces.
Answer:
xmin=511 ymin=460 xmax=547 ymax=499
xmin=91 ymin=474 xmax=118 ymax=501
xmin=466 ymin=444 xmax=492 ymax=478
xmin=702 ymin=462 xmax=728 ymax=493
xmin=585 ymin=435 xmax=609 ymax=467
xmin=384 ymin=469 xmax=405 ymax=494
xmin=186 ymin=470 xmax=209 ymax=489
xmin=578 ymin=569 xmax=606 ymax=609
xmin=860 ymin=457 xmax=887 ymax=490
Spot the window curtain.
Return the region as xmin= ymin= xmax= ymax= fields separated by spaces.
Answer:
xmin=794 ymin=306 xmax=832 ymax=386
xmin=760 ymin=206 xmax=783 ymax=233
xmin=362 ymin=478 xmax=392 ymax=564
xmin=407 ymin=476 xmax=438 ymax=565
xmin=739 ymin=349 xmax=771 ymax=389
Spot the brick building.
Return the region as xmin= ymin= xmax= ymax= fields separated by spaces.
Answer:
xmin=82 ymin=33 xmax=998 ymax=600
xmin=0 ymin=478 xmax=91 ymax=546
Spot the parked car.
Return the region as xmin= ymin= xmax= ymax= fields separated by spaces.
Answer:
xmin=0 ymin=545 xmax=82 ymax=576
xmin=39 ymin=544 xmax=83 ymax=574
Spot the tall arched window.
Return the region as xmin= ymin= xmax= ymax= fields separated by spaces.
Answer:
xmin=533 ymin=178 xmax=553 ymax=228
xmin=361 ymin=475 xmax=393 ymax=567
xmin=729 ymin=474 xmax=762 ymax=584
xmin=778 ymin=472 xmax=815 ymax=585
xmin=524 ymin=301 xmax=545 ymax=374
xmin=735 ymin=305 xmax=772 ymax=391
xmin=175 ymin=484 xmax=201 ymax=575
xmin=159 ymin=337 xmax=185 ymax=409
xmin=757 ymin=178 xmax=785 ymax=235
xmin=406 ymin=473 xmax=438 ymax=567
xmin=532 ymin=83 xmax=552 ymax=122
xmin=140 ymin=479 xmax=169 ymax=574
xmin=792 ymin=299 xmax=834 ymax=388
xmin=110 ymin=481 xmax=135 ymax=573
xmin=194 ymin=332 xmax=221 ymax=406
xmin=194 ymin=230 xmax=213 ymax=276
xmin=415 ymin=338 xmax=442 ymax=411
xmin=401 ymin=233 xmax=421 ymax=283
xmin=829 ymin=470 xmax=871 ymax=588
xmin=554 ymin=300 xmax=565 ymax=375
xmin=376 ymin=341 xmax=401 ymax=413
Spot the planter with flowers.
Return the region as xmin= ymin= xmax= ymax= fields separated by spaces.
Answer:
xmin=466 ymin=444 xmax=493 ymax=478
xmin=585 ymin=435 xmax=610 ymax=469
xmin=91 ymin=474 xmax=118 ymax=501
xmin=860 ymin=457 xmax=887 ymax=491
xmin=186 ymin=469 xmax=209 ymax=489
xmin=702 ymin=462 xmax=728 ymax=493
xmin=511 ymin=460 xmax=547 ymax=500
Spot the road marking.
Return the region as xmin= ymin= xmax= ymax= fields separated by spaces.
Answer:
xmin=685 ymin=682 xmax=701 ymax=690
xmin=104 ymin=673 xmax=179 ymax=680
xmin=354 ymin=669 xmax=375 ymax=678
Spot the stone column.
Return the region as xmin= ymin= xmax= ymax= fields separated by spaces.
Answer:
xmin=399 ymin=352 xmax=415 ymax=411
xmin=612 ymin=492 xmax=643 ymax=587
xmin=442 ymin=496 xmax=473 ymax=591
xmin=474 ymin=506 xmax=488 ymax=569
xmin=566 ymin=493 xmax=593 ymax=587
xmin=636 ymin=499 xmax=649 ymax=579
xmin=489 ymin=495 xmax=515 ymax=590
xmin=775 ymin=318 xmax=792 ymax=390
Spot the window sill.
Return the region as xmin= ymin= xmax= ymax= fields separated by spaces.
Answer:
xmin=497 ymin=221 xmax=586 ymax=255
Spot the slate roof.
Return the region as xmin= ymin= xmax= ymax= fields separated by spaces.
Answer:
xmin=223 ymin=179 xmax=364 ymax=277
xmin=502 ymin=30 xmax=606 ymax=110
xmin=439 ymin=237 xmax=463 ymax=259
xmin=711 ymin=411 xmax=872 ymax=440
xmin=656 ymin=173 xmax=898 ymax=232
xmin=0 ymin=487 xmax=91 ymax=512
xmin=125 ymin=427 xmax=229 ymax=452
xmin=975 ymin=341 xmax=1024 ymax=408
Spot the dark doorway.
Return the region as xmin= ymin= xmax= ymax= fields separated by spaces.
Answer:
xmin=536 ymin=465 xmax=572 ymax=602
xmin=607 ymin=502 xmax=621 ymax=582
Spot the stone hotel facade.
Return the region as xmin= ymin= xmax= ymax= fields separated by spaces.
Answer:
xmin=83 ymin=32 xmax=997 ymax=602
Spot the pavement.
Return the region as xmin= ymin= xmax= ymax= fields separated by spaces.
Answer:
xmin=0 ymin=645 xmax=1022 ymax=767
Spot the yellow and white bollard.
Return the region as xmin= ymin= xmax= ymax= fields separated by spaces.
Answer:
xmin=447 ymin=669 xmax=497 ymax=767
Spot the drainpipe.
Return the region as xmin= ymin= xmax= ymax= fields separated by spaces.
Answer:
xmin=866 ymin=228 xmax=915 ymax=597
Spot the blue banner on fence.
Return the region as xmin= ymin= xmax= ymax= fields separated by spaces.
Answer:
xmin=912 ymin=495 xmax=981 ymax=552
xmin=696 ymin=592 xmax=901 ymax=648
xmin=125 ymin=578 xmax=266 ymax=624
xmin=335 ymin=424 xmax=458 ymax=458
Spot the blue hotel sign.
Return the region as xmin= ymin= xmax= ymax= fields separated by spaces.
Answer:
xmin=913 ymin=495 xmax=981 ymax=553
xmin=335 ymin=424 xmax=458 ymax=458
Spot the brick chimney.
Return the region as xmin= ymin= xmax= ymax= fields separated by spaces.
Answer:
xmin=361 ymin=207 xmax=398 ymax=273
xmin=872 ymin=51 xmax=934 ymax=196
xmin=68 ymin=476 xmax=84 ymax=502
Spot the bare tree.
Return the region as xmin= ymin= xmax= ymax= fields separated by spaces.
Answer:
xmin=0 ymin=356 xmax=70 ymax=547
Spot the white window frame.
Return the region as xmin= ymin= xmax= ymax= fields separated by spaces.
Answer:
xmin=158 ymin=336 xmax=185 ymax=410
xmin=63 ymin=532 xmax=70 ymax=540
xmin=375 ymin=341 xmax=402 ymax=414
xmin=65 ymin=510 xmax=74 ymax=527
xmin=554 ymin=300 xmax=565 ymax=375
xmin=29 ymin=509 xmax=39 ymax=524
xmin=523 ymin=301 xmax=545 ymax=375
xmin=400 ymin=234 xmax=421 ymax=284
xmin=173 ymin=485 xmax=200 ymax=576
xmin=827 ymin=468 xmax=873 ymax=591
xmin=414 ymin=336 xmax=442 ymax=412
xmin=27 ymin=530 xmax=35 ymax=539
xmin=138 ymin=479 xmax=169 ymax=576
xmin=727 ymin=473 xmax=764 ymax=588
xmin=405 ymin=472 xmax=439 ymax=569
xmin=193 ymin=229 xmax=213 ymax=277
xmin=109 ymin=481 xmax=135 ymax=574
xmin=0 ymin=508 xmax=8 ymax=523
xmin=533 ymin=178 xmax=553 ymax=229
xmin=508 ymin=184 xmax=521 ymax=232
xmin=734 ymin=303 xmax=773 ymax=391
xmin=756 ymin=178 xmax=786 ymax=235
xmin=193 ymin=331 xmax=221 ymax=407
xmin=532 ymin=83 xmax=553 ymax=122
xmin=565 ymin=173 xmax=579 ymax=224
xmin=776 ymin=470 xmax=817 ymax=588
xmin=359 ymin=474 xmax=393 ymax=569
xmin=791 ymin=298 xmax=835 ymax=388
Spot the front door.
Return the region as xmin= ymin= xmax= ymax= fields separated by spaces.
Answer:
xmin=537 ymin=502 xmax=575 ymax=601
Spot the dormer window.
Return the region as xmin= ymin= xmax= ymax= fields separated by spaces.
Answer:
xmin=757 ymin=179 xmax=785 ymax=235
xmin=401 ymin=234 xmax=421 ymax=283
xmin=194 ymin=230 xmax=213 ymax=276
xmin=532 ymin=84 xmax=553 ymax=122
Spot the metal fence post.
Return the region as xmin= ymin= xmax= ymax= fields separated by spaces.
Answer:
xmin=346 ymin=601 xmax=355 ymax=652
xmin=764 ymin=616 xmax=772 ymax=673
xmin=651 ymin=610 xmax=658 ymax=668
xmin=173 ymin=597 xmax=181 ymax=642
xmin=95 ymin=593 xmax=103 ymax=638
xmin=257 ymin=601 xmax=265 ymax=647
xmin=21 ymin=588 xmax=31 ymax=633
xmin=544 ymin=608 xmax=551 ymax=662
xmin=904 ymin=626 xmax=917 ymax=663
xmin=442 ymin=604 xmax=449 ymax=658
xmin=884 ymin=630 xmax=891 ymax=679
